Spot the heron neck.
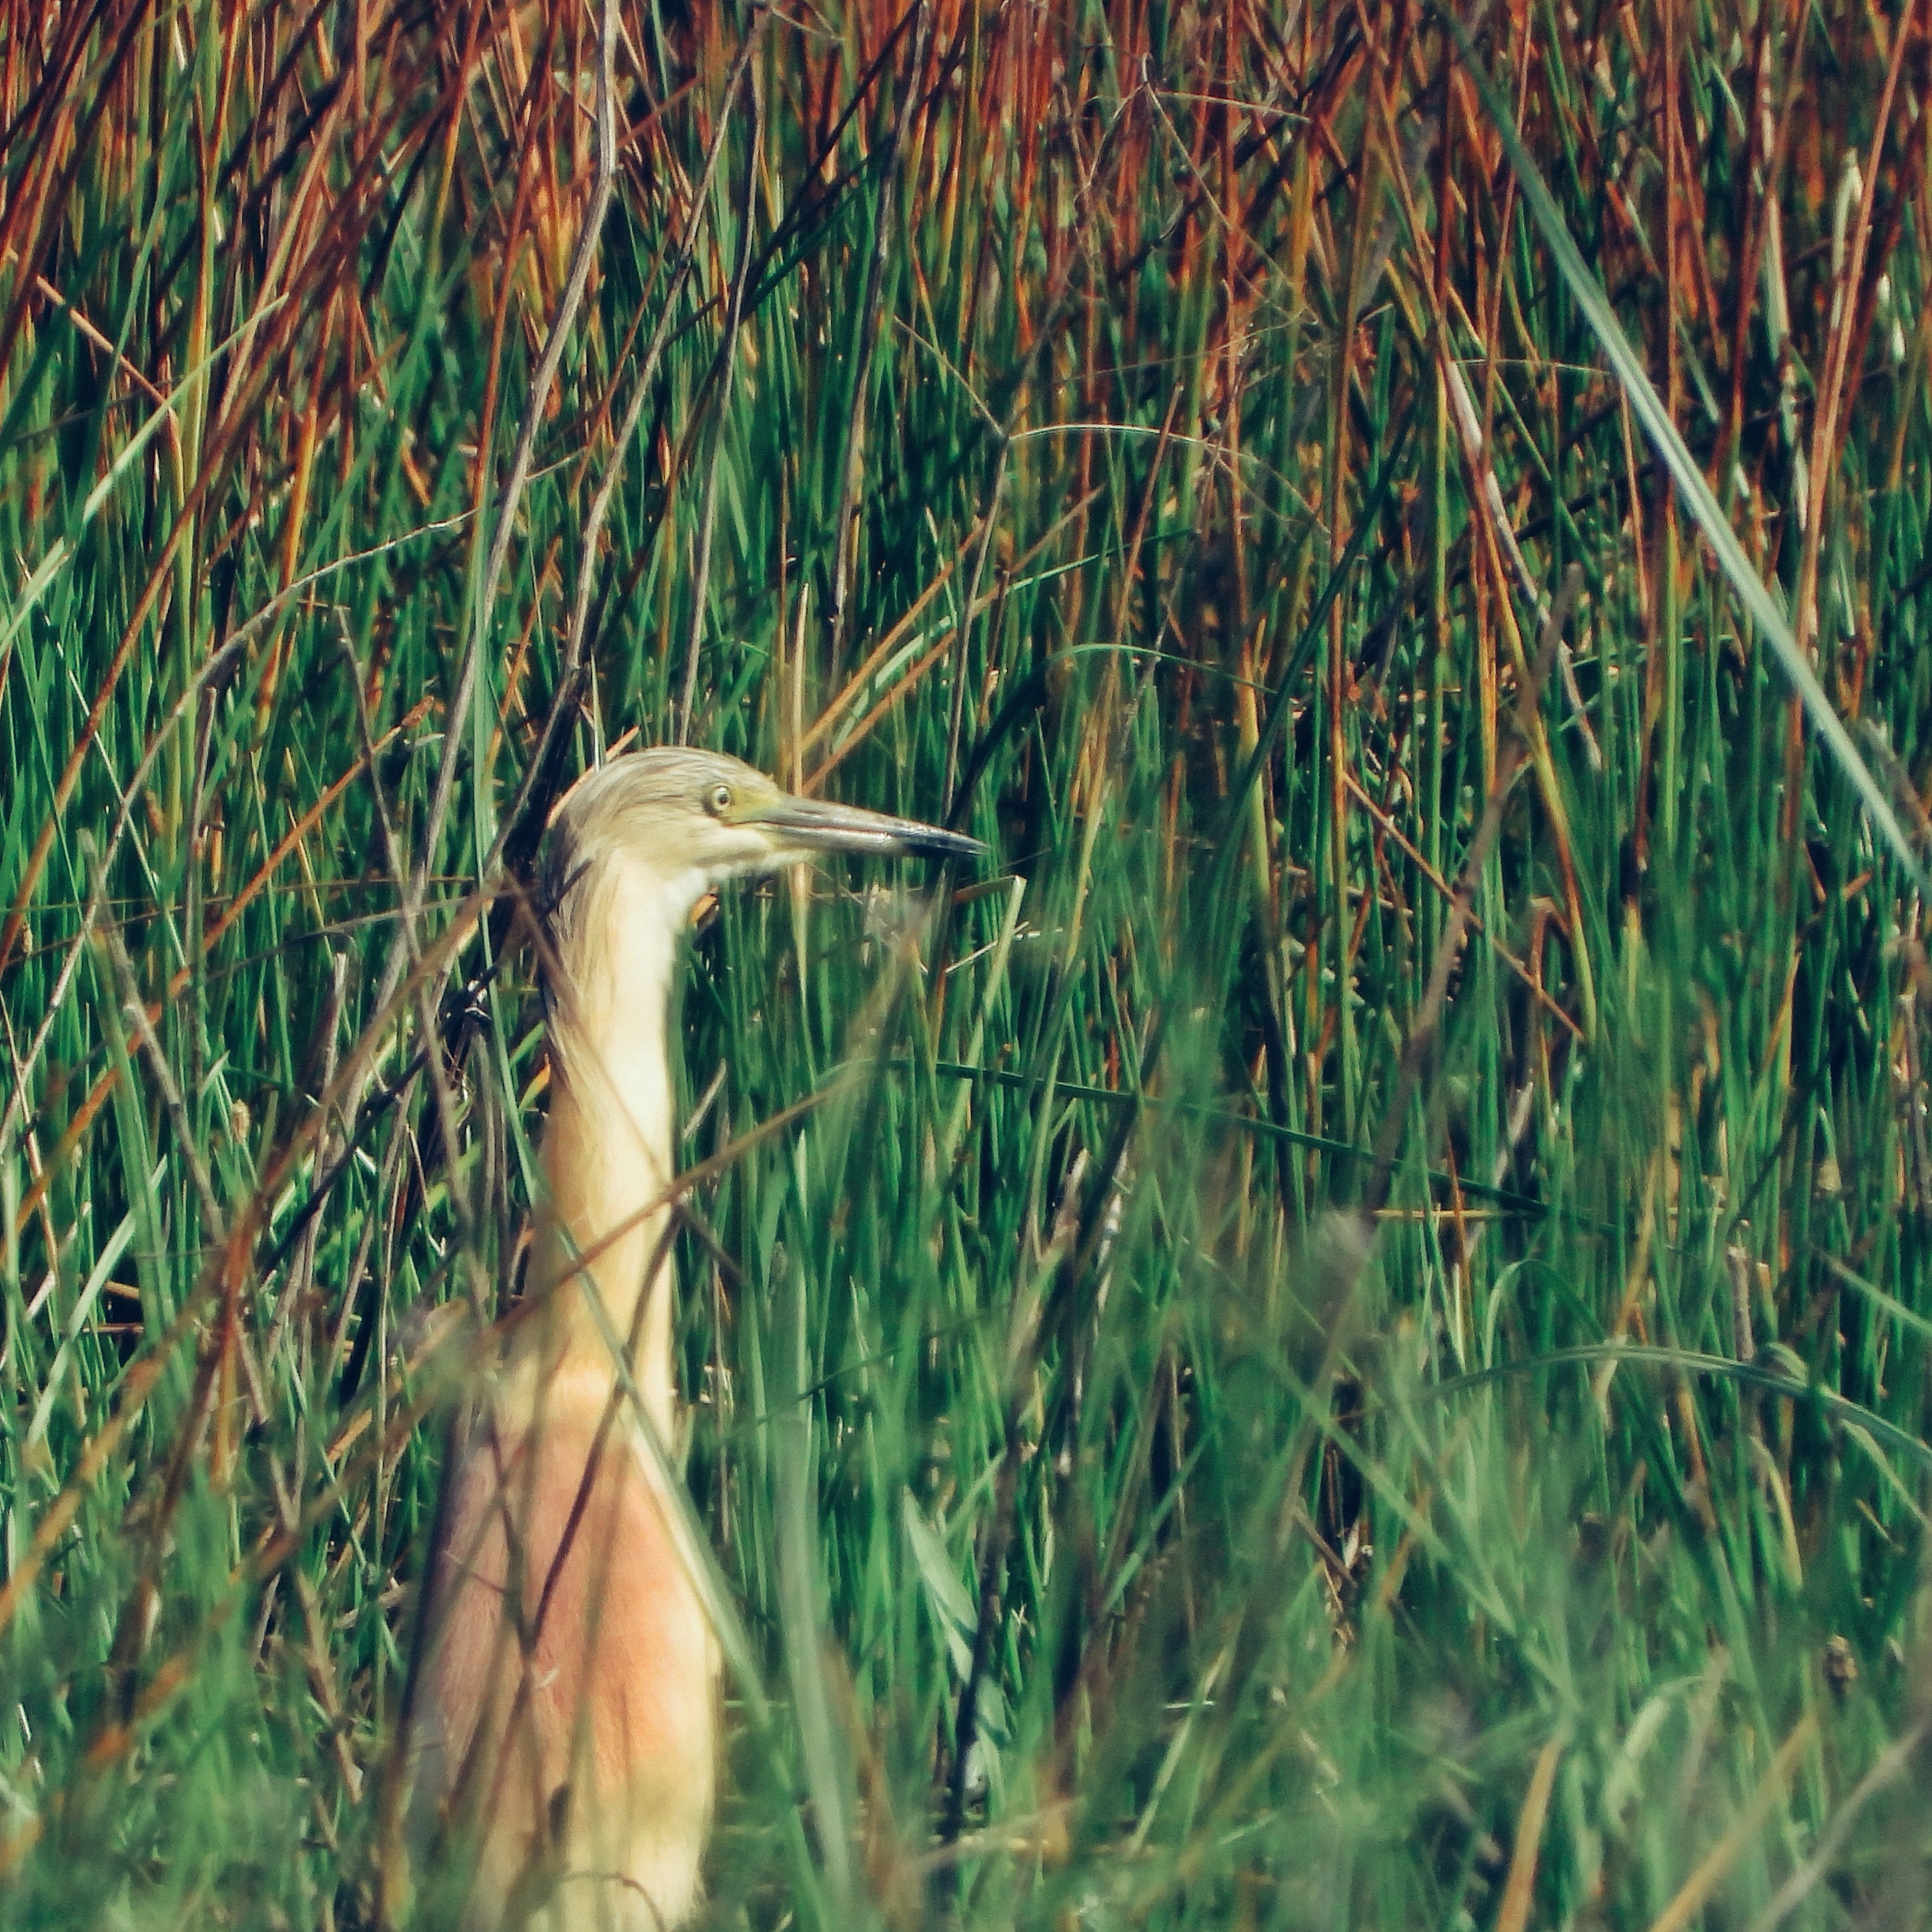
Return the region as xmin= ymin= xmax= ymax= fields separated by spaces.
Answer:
xmin=523 ymin=853 xmax=698 ymax=1443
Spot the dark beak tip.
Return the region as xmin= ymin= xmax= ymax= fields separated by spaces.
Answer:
xmin=906 ymin=829 xmax=986 ymax=861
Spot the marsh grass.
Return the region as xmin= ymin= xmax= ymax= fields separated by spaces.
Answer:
xmin=0 ymin=0 xmax=1929 ymax=1925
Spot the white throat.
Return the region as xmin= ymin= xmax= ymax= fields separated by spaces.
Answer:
xmin=524 ymin=850 xmax=707 ymax=1438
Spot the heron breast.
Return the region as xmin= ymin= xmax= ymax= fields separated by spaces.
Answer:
xmin=413 ymin=1399 xmax=717 ymax=1924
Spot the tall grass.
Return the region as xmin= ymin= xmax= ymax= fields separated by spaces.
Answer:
xmin=0 ymin=0 xmax=1928 ymax=1925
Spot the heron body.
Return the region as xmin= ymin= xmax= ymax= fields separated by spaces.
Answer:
xmin=403 ymin=750 xmax=976 ymax=1929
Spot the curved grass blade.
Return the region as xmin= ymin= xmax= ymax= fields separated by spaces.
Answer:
xmin=1430 ymin=1340 xmax=1932 ymax=1477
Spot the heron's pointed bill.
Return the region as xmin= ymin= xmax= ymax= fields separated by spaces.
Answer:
xmin=750 ymin=793 xmax=983 ymax=860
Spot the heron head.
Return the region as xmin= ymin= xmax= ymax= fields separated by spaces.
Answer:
xmin=544 ymin=748 xmax=981 ymax=924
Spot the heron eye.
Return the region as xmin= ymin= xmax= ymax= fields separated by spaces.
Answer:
xmin=706 ymin=783 xmax=733 ymax=816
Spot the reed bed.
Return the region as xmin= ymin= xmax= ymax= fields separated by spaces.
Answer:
xmin=0 ymin=0 xmax=1928 ymax=1924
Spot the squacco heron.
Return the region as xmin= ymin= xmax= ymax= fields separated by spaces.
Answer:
xmin=402 ymin=748 xmax=978 ymax=1929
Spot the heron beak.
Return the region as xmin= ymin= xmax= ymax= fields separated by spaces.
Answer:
xmin=750 ymin=794 xmax=984 ymax=861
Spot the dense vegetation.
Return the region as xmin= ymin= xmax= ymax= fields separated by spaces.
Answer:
xmin=0 ymin=0 xmax=1928 ymax=1923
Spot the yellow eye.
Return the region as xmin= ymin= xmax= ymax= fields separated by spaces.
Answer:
xmin=706 ymin=783 xmax=733 ymax=816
